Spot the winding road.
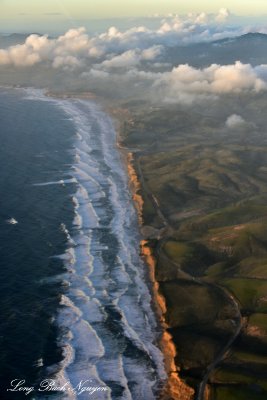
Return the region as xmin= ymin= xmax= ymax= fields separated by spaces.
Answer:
xmin=196 ymin=306 xmax=243 ymax=400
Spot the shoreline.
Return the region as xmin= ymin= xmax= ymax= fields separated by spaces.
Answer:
xmin=37 ymin=89 xmax=170 ymax=396
xmin=91 ymin=101 xmax=188 ymax=398
xmin=52 ymin=91 xmax=171 ymax=395
xmin=43 ymin=90 xmax=194 ymax=398
xmin=107 ymin=102 xmax=194 ymax=399
xmin=126 ymin=153 xmax=195 ymax=400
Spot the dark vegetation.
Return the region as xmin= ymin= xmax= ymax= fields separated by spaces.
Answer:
xmin=121 ymin=93 xmax=267 ymax=399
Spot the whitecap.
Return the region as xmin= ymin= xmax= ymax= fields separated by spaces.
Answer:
xmin=6 ymin=218 xmax=18 ymax=225
xmin=30 ymin=93 xmax=167 ymax=398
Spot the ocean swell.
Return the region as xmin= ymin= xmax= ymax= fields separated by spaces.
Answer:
xmin=25 ymin=89 xmax=166 ymax=400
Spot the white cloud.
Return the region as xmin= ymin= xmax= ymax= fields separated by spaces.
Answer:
xmin=225 ymin=114 xmax=246 ymax=128
xmin=101 ymin=50 xmax=141 ymax=69
xmin=83 ymin=69 xmax=110 ymax=79
xmin=215 ymin=8 xmax=231 ymax=23
xmin=0 ymin=10 xmax=267 ymax=104
xmin=52 ymin=55 xmax=81 ymax=70
xmin=81 ymin=60 xmax=267 ymax=105
xmin=209 ymin=62 xmax=266 ymax=93
xmin=141 ymin=45 xmax=162 ymax=60
xmin=0 ymin=43 xmax=41 ymax=66
xmin=100 ymin=45 xmax=162 ymax=69
xmin=0 ymin=27 xmax=102 ymax=69
xmin=194 ymin=12 xmax=209 ymax=25
xmin=0 ymin=9 xmax=244 ymax=70
xmin=149 ymin=62 xmax=267 ymax=103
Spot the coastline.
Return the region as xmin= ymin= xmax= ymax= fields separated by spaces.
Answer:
xmin=37 ymin=90 xmax=170 ymax=397
xmin=126 ymin=153 xmax=195 ymax=400
xmin=92 ymin=101 xmax=186 ymax=398
xmin=43 ymin=90 xmax=195 ymax=398
xmin=108 ymin=103 xmax=194 ymax=399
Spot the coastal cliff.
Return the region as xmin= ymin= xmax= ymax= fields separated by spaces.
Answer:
xmin=127 ymin=153 xmax=194 ymax=400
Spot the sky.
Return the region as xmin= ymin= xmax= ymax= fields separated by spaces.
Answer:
xmin=1 ymin=0 xmax=267 ymax=33
xmin=2 ymin=0 xmax=267 ymax=19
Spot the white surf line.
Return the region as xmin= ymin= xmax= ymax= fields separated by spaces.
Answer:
xmin=23 ymin=88 xmax=166 ymax=399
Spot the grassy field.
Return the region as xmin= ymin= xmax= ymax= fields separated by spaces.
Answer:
xmin=222 ymin=279 xmax=267 ymax=312
xmin=211 ymin=386 xmax=267 ymax=400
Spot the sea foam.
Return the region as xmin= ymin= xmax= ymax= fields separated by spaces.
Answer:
xmin=24 ymin=89 xmax=166 ymax=400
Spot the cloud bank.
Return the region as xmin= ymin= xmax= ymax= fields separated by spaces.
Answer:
xmin=0 ymin=10 xmax=241 ymax=69
xmin=151 ymin=62 xmax=267 ymax=103
xmin=1 ymin=10 xmax=267 ymax=103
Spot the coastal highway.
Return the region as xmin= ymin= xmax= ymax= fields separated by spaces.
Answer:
xmin=159 ymin=239 xmax=244 ymax=400
xmin=195 ymin=287 xmax=243 ymax=400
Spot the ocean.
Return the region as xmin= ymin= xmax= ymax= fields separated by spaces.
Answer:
xmin=0 ymin=88 xmax=166 ymax=400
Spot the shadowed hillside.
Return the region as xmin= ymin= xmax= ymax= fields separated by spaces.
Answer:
xmin=121 ymin=92 xmax=267 ymax=399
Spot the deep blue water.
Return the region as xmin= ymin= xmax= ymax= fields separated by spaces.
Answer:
xmin=0 ymin=88 xmax=166 ymax=400
xmin=0 ymin=88 xmax=76 ymax=399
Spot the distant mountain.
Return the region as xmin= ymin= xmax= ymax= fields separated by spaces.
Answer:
xmin=164 ymin=32 xmax=267 ymax=68
xmin=1 ymin=31 xmax=266 ymax=68
xmin=233 ymin=32 xmax=267 ymax=41
xmin=0 ymin=33 xmax=41 ymax=48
